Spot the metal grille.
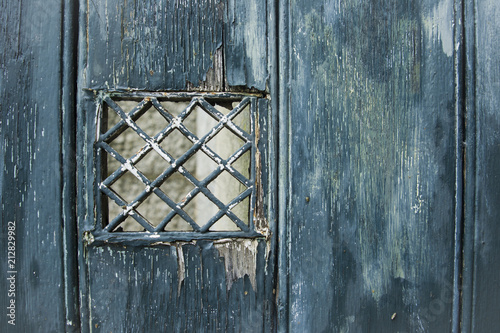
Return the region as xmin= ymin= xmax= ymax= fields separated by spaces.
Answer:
xmin=95 ymin=93 xmax=260 ymax=239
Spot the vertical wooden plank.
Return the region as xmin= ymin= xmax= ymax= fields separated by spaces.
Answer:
xmin=224 ymin=0 xmax=268 ymax=90
xmin=0 ymin=0 xmax=68 ymax=331
xmin=283 ymin=0 xmax=458 ymax=331
xmin=469 ymin=1 xmax=500 ymax=331
xmin=460 ymin=0 xmax=476 ymax=331
xmin=61 ymin=0 xmax=81 ymax=331
xmin=277 ymin=0 xmax=291 ymax=330
xmin=452 ymin=1 xmax=466 ymax=332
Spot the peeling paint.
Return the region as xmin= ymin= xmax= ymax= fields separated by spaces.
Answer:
xmin=176 ymin=244 xmax=185 ymax=294
xmin=213 ymin=238 xmax=261 ymax=290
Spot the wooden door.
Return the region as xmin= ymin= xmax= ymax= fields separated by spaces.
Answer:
xmin=3 ymin=0 xmax=500 ymax=332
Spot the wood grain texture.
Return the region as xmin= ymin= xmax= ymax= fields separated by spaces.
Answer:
xmin=283 ymin=0 xmax=458 ymax=331
xmin=83 ymin=0 xmax=224 ymax=90
xmin=86 ymin=240 xmax=273 ymax=332
xmin=81 ymin=0 xmax=268 ymax=92
xmin=0 ymin=0 xmax=69 ymax=331
xmin=469 ymin=1 xmax=500 ymax=331
xmin=224 ymin=0 xmax=268 ymax=90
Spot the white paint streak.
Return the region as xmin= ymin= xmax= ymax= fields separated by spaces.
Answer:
xmin=424 ymin=0 xmax=454 ymax=57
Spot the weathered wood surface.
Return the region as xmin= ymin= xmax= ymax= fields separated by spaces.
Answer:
xmin=86 ymin=241 xmax=273 ymax=332
xmin=77 ymin=0 xmax=277 ymax=331
xmin=82 ymin=0 xmax=267 ymax=92
xmin=465 ymin=1 xmax=500 ymax=331
xmin=0 ymin=0 xmax=78 ymax=331
xmin=281 ymin=0 xmax=459 ymax=331
xmin=2 ymin=0 xmax=500 ymax=331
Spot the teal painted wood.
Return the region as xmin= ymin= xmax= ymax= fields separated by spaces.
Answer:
xmin=3 ymin=0 xmax=500 ymax=331
xmin=224 ymin=0 xmax=268 ymax=90
xmin=0 ymin=0 xmax=78 ymax=331
xmin=61 ymin=1 xmax=80 ymax=331
xmin=77 ymin=0 xmax=278 ymax=331
xmin=460 ymin=0 xmax=476 ymax=331
xmin=85 ymin=241 xmax=271 ymax=332
xmin=281 ymin=0 xmax=459 ymax=331
xmin=83 ymin=0 xmax=224 ymax=90
xmin=467 ymin=1 xmax=500 ymax=331
xmin=82 ymin=0 xmax=269 ymax=92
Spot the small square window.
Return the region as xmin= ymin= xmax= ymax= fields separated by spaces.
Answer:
xmin=93 ymin=92 xmax=262 ymax=241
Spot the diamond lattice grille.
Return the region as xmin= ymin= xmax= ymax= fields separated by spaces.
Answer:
xmin=96 ymin=94 xmax=257 ymax=236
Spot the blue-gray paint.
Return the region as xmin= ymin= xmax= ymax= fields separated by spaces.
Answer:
xmin=467 ymin=1 xmax=500 ymax=332
xmin=224 ymin=0 xmax=268 ymax=90
xmin=283 ymin=0 xmax=458 ymax=331
xmin=77 ymin=1 xmax=276 ymax=331
xmin=86 ymin=240 xmax=272 ymax=332
xmin=83 ymin=0 xmax=223 ymax=90
xmin=0 ymin=0 xmax=71 ymax=331
xmin=2 ymin=0 xmax=500 ymax=331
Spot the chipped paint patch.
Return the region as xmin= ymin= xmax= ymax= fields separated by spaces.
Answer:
xmin=213 ymin=238 xmax=262 ymax=290
xmin=176 ymin=244 xmax=185 ymax=294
